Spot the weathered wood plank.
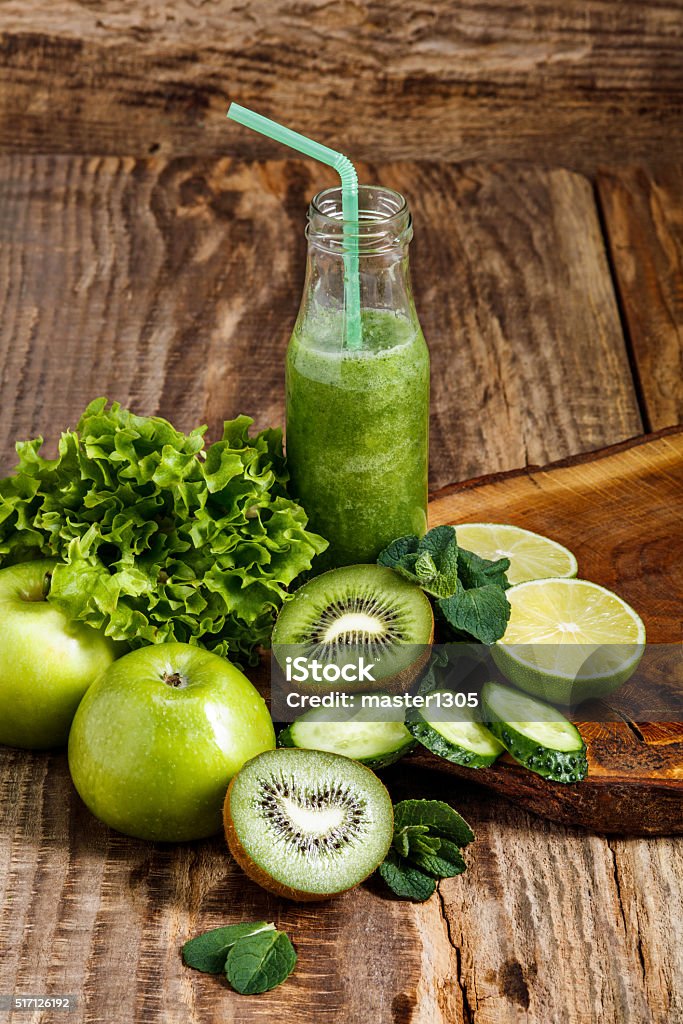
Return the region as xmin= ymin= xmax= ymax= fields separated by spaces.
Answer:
xmin=0 ymin=750 xmax=428 ymax=1024
xmin=3 ymin=752 xmax=681 ymax=1023
xmin=383 ymin=767 xmax=683 ymax=1024
xmin=606 ymin=835 xmax=683 ymax=1023
xmin=0 ymin=153 xmax=674 ymax=1024
xmin=417 ymin=430 xmax=683 ymax=835
xmin=0 ymin=1 xmax=683 ymax=169
xmin=382 ymin=161 xmax=642 ymax=487
xmin=597 ymin=165 xmax=683 ymax=430
xmin=0 ymin=155 xmax=642 ymax=490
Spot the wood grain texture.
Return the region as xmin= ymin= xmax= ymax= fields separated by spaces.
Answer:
xmin=431 ymin=788 xmax=683 ymax=1024
xmin=3 ymin=751 xmax=683 ymax=1024
xmin=1 ymin=1 xmax=683 ymax=170
xmin=430 ymin=429 xmax=683 ymax=643
xmin=0 ymin=155 xmax=642 ymax=490
xmin=415 ymin=429 xmax=683 ymax=835
xmin=388 ymin=161 xmax=642 ymax=487
xmin=597 ymin=165 xmax=683 ymax=430
xmin=0 ymin=153 xmax=678 ymax=1024
xmin=0 ymin=750 xmax=428 ymax=1024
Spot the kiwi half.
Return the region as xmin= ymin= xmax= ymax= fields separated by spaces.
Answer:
xmin=271 ymin=564 xmax=434 ymax=692
xmin=223 ymin=748 xmax=394 ymax=901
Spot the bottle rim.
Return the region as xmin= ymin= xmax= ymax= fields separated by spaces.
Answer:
xmin=307 ymin=184 xmax=412 ymax=255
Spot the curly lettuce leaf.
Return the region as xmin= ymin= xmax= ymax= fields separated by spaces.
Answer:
xmin=0 ymin=399 xmax=327 ymax=664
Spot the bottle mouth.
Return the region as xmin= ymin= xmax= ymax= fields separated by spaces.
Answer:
xmin=307 ymin=185 xmax=412 ymax=255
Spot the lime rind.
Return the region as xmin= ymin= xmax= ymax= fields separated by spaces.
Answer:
xmin=493 ymin=578 xmax=646 ymax=704
xmin=452 ymin=522 xmax=578 ymax=586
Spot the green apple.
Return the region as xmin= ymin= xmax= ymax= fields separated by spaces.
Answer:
xmin=0 ymin=559 xmax=117 ymax=749
xmin=68 ymin=642 xmax=276 ymax=842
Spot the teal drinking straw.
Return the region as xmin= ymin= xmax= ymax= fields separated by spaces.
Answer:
xmin=227 ymin=103 xmax=362 ymax=350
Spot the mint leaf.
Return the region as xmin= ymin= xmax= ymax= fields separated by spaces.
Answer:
xmin=393 ymin=824 xmax=423 ymax=857
xmin=410 ymin=839 xmax=467 ymax=879
xmin=394 ymin=800 xmax=475 ymax=847
xmin=457 ymin=547 xmax=510 ymax=590
xmin=378 ymin=535 xmax=418 ymax=569
xmin=378 ymin=526 xmax=459 ymax=598
xmin=378 ymin=800 xmax=475 ymax=901
xmin=182 ymin=922 xmax=275 ymax=974
xmin=378 ymin=849 xmax=437 ymax=901
xmin=0 ymin=400 xmax=327 ymax=665
xmin=415 ymin=551 xmax=438 ymax=580
xmin=225 ymin=929 xmax=297 ymax=995
xmin=414 ymin=526 xmax=459 ymax=597
xmin=417 ymin=646 xmax=451 ymax=696
xmin=392 ymin=824 xmax=438 ymax=859
xmin=410 ymin=833 xmax=443 ymax=858
xmin=438 ymin=583 xmax=510 ymax=645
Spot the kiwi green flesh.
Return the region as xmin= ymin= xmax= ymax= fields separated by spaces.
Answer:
xmin=272 ymin=564 xmax=434 ymax=684
xmin=226 ymin=748 xmax=394 ymax=898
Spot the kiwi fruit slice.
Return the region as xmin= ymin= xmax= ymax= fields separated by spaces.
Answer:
xmin=223 ymin=748 xmax=394 ymax=901
xmin=271 ymin=564 xmax=434 ymax=692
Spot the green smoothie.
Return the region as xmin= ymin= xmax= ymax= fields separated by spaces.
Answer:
xmin=286 ymin=308 xmax=429 ymax=567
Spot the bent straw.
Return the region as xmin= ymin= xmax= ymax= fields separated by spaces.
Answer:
xmin=227 ymin=103 xmax=362 ymax=349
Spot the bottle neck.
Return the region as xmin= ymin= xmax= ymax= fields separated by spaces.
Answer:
xmin=295 ymin=185 xmax=419 ymax=344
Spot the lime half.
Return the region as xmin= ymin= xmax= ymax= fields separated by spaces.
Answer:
xmin=492 ymin=578 xmax=646 ymax=705
xmin=453 ymin=523 xmax=578 ymax=586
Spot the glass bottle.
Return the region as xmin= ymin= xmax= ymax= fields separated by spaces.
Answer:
xmin=285 ymin=185 xmax=429 ymax=568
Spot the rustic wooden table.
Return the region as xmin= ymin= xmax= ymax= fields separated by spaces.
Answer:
xmin=1 ymin=5 xmax=683 ymax=1023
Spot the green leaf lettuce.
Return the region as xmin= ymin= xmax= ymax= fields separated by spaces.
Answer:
xmin=0 ymin=400 xmax=327 ymax=664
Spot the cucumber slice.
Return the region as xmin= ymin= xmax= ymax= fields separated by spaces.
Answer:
xmin=482 ymin=681 xmax=588 ymax=783
xmin=408 ymin=692 xmax=504 ymax=768
xmin=278 ymin=699 xmax=415 ymax=770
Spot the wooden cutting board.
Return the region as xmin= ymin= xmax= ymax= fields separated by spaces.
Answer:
xmin=401 ymin=428 xmax=683 ymax=835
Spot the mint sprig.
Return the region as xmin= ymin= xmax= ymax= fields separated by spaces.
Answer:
xmin=378 ymin=799 xmax=475 ymax=902
xmin=182 ymin=922 xmax=297 ymax=995
xmin=378 ymin=525 xmax=459 ymax=598
xmin=226 ymin=929 xmax=297 ymax=995
xmin=182 ymin=922 xmax=275 ymax=974
xmin=378 ymin=526 xmax=511 ymax=644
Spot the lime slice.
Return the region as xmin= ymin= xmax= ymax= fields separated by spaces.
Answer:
xmin=492 ymin=578 xmax=646 ymax=705
xmin=453 ymin=523 xmax=578 ymax=585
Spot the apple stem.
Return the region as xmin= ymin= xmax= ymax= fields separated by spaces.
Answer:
xmin=164 ymin=672 xmax=187 ymax=689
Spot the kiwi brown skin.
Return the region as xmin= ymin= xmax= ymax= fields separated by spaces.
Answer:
xmin=380 ymin=629 xmax=433 ymax=695
xmin=222 ymin=768 xmax=394 ymax=903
